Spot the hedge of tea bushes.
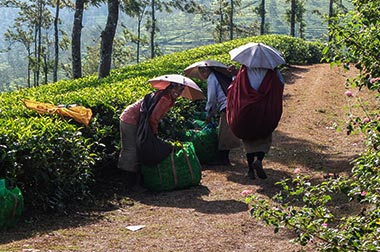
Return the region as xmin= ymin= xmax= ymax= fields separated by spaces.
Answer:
xmin=0 ymin=34 xmax=323 ymax=212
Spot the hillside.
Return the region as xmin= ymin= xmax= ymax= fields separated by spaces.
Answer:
xmin=0 ymin=0 xmax=347 ymax=54
xmin=0 ymin=0 xmax=353 ymax=92
xmin=0 ymin=63 xmax=371 ymax=251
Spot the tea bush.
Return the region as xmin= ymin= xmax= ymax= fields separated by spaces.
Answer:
xmin=0 ymin=34 xmax=322 ymax=212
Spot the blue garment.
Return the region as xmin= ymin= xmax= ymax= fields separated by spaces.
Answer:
xmin=205 ymin=72 xmax=227 ymax=118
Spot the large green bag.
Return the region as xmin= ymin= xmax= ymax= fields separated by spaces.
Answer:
xmin=141 ymin=142 xmax=202 ymax=191
xmin=184 ymin=121 xmax=219 ymax=164
xmin=0 ymin=179 xmax=24 ymax=229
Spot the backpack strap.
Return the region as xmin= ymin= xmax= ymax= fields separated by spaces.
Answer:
xmin=210 ymin=68 xmax=233 ymax=96
xmin=141 ymin=85 xmax=171 ymax=117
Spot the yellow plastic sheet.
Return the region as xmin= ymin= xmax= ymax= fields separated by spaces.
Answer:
xmin=22 ymin=99 xmax=93 ymax=126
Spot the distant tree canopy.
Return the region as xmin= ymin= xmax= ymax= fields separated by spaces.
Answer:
xmin=327 ymin=0 xmax=379 ymax=88
xmin=0 ymin=0 xmax=351 ymax=91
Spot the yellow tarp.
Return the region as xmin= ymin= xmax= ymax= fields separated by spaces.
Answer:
xmin=22 ymin=99 xmax=93 ymax=126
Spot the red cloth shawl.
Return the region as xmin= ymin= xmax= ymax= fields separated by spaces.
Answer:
xmin=226 ymin=65 xmax=284 ymax=140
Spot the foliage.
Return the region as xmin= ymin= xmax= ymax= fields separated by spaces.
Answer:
xmin=0 ymin=116 xmax=96 ymax=212
xmin=245 ymin=2 xmax=380 ymax=251
xmin=246 ymin=173 xmax=380 ymax=251
xmin=0 ymin=34 xmax=322 ymax=212
xmin=2 ymin=0 xmax=57 ymax=88
xmin=0 ymin=0 xmax=346 ymax=92
xmin=284 ymin=0 xmax=306 ymax=38
xmin=324 ymin=0 xmax=380 ymax=91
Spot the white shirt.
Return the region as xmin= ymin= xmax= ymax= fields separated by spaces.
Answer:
xmin=247 ymin=68 xmax=285 ymax=90
xmin=205 ymin=72 xmax=226 ymax=117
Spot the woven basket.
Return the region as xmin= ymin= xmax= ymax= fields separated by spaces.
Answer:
xmin=141 ymin=142 xmax=202 ymax=191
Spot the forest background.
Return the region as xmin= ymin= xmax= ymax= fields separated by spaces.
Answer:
xmin=0 ymin=0 xmax=350 ymax=92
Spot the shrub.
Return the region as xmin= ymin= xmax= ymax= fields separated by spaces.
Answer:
xmin=244 ymin=2 xmax=380 ymax=251
xmin=0 ymin=34 xmax=323 ymax=212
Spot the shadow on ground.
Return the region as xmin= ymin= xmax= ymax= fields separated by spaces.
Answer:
xmin=0 ymin=209 xmax=105 ymax=245
xmin=272 ymin=130 xmax=359 ymax=174
xmin=126 ymin=183 xmax=248 ymax=215
xmin=0 ymin=168 xmax=248 ymax=245
xmin=282 ymin=64 xmax=310 ymax=85
xmin=208 ymin=127 xmax=359 ymax=200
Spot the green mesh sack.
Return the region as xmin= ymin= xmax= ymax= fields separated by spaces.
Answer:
xmin=0 ymin=179 xmax=24 ymax=230
xmin=191 ymin=119 xmax=206 ymax=129
xmin=141 ymin=142 xmax=202 ymax=191
xmin=184 ymin=125 xmax=219 ymax=164
xmin=193 ymin=112 xmax=207 ymax=121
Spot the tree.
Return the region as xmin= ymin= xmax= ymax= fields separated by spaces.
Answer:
xmin=111 ymin=28 xmax=137 ymax=68
xmin=202 ymin=0 xmax=243 ymax=43
xmin=254 ymin=0 xmax=266 ymax=35
xmin=204 ymin=0 xmax=231 ymax=43
xmin=0 ymin=63 xmax=13 ymax=92
xmin=82 ymin=44 xmax=100 ymax=76
xmin=285 ymin=0 xmax=306 ymax=38
xmin=312 ymin=0 xmax=347 ymax=41
xmin=2 ymin=0 xmax=70 ymax=85
xmin=4 ymin=22 xmax=34 ymax=88
xmin=53 ymin=0 xmax=60 ymax=82
xmin=288 ymin=0 xmax=296 ymax=36
xmin=71 ymin=0 xmax=86 ymax=79
xmin=327 ymin=0 xmax=379 ymax=89
xmin=216 ymin=0 xmax=226 ymax=42
xmin=327 ymin=0 xmax=348 ymax=41
xmin=120 ymin=0 xmax=149 ymax=63
xmin=99 ymin=0 xmax=195 ymax=76
xmin=41 ymin=32 xmax=53 ymax=84
xmin=150 ymin=0 xmax=156 ymax=58
xmin=98 ymin=0 xmax=119 ymax=79
xmin=36 ymin=0 xmax=43 ymax=86
xmin=1 ymin=0 xmax=53 ymax=87
xmin=229 ymin=0 xmax=234 ymax=40
xmin=146 ymin=0 xmax=201 ymax=58
xmin=295 ymin=0 xmax=306 ymax=38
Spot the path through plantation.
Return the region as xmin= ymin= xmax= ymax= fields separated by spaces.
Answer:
xmin=0 ymin=63 xmax=370 ymax=252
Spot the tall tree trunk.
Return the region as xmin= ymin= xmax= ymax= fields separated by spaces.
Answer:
xmin=218 ymin=1 xmax=223 ymax=43
xmin=36 ymin=0 xmax=43 ymax=86
xmin=260 ymin=0 xmax=265 ymax=35
xmin=150 ymin=0 xmax=155 ymax=59
xmin=72 ymin=0 xmax=85 ymax=79
xmin=328 ymin=0 xmax=333 ymax=42
xmin=43 ymin=52 xmax=48 ymax=84
xmin=290 ymin=0 xmax=296 ymax=36
xmin=137 ymin=17 xmax=142 ymax=63
xmin=27 ymin=48 xmax=31 ymax=88
xmin=98 ymin=0 xmax=119 ymax=79
xmin=34 ymin=26 xmax=38 ymax=87
xmin=53 ymin=0 xmax=60 ymax=82
xmin=229 ymin=0 xmax=233 ymax=40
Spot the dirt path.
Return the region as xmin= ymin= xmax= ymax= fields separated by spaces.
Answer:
xmin=0 ymin=64 xmax=369 ymax=252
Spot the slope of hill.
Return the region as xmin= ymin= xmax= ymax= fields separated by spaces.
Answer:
xmin=0 ymin=63 xmax=371 ymax=251
xmin=0 ymin=0 xmax=354 ymax=92
xmin=0 ymin=0 xmax=351 ymax=53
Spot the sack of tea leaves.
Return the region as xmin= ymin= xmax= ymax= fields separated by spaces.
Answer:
xmin=184 ymin=123 xmax=219 ymax=164
xmin=0 ymin=179 xmax=24 ymax=230
xmin=141 ymin=142 xmax=202 ymax=191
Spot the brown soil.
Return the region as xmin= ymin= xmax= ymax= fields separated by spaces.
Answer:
xmin=0 ymin=64 xmax=372 ymax=252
